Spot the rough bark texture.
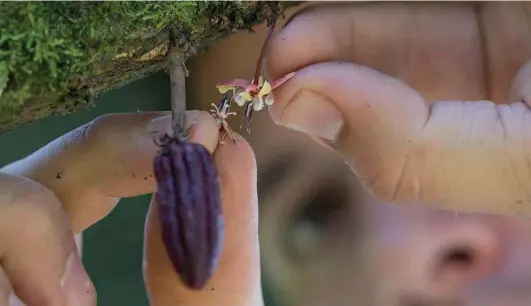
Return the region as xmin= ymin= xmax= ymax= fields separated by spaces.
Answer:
xmin=0 ymin=1 xmax=303 ymax=133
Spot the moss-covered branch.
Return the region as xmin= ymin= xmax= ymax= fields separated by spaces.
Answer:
xmin=0 ymin=1 xmax=302 ymax=133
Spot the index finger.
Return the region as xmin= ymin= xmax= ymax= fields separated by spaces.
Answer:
xmin=1 ymin=111 xmax=219 ymax=232
xmin=266 ymin=2 xmax=488 ymax=102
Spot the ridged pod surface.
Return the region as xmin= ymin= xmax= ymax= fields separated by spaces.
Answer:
xmin=153 ymin=136 xmax=223 ymax=290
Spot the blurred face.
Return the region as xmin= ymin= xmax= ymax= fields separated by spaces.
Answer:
xmin=187 ymin=16 xmax=531 ymax=306
xmin=248 ymin=114 xmax=531 ymax=306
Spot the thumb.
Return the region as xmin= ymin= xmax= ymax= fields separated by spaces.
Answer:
xmin=269 ymin=61 xmax=429 ymax=197
xmin=143 ymin=134 xmax=263 ymax=306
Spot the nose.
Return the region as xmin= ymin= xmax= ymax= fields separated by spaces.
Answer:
xmin=375 ymin=209 xmax=507 ymax=304
xmin=430 ymin=221 xmax=501 ymax=287
xmin=409 ymin=217 xmax=504 ymax=298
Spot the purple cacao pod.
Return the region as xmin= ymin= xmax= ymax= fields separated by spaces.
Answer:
xmin=153 ymin=136 xmax=224 ymax=290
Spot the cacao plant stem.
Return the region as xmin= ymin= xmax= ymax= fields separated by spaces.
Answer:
xmin=169 ymin=50 xmax=188 ymax=139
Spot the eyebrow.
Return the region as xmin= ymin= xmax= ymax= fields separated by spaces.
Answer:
xmin=257 ymin=151 xmax=300 ymax=200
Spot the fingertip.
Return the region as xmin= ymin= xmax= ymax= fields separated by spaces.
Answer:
xmin=61 ymin=252 xmax=97 ymax=306
xmin=266 ymin=2 xmax=350 ymax=81
xmin=269 ymin=62 xmax=428 ymax=142
xmin=149 ymin=110 xmax=220 ymax=154
xmin=213 ymin=134 xmax=259 ymax=216
xmin=214 ymin=134 xmax=257 ymax=178
xmin=144 ymin=134 xmax=261 ymax=305
xmin=268 ymin=64 xmax=346 ymax=144
xmin=188 ymin=111 xmax=220 ymax=154
xmin=147 ymin=112 xmax=174 ymax=136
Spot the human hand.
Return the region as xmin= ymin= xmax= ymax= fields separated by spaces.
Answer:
xmin=267 ymin=2 xmax=531 ymax=216
xmin=0 ymin=111 xmax=262 ymax=306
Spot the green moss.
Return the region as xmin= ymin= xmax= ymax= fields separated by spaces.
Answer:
xmin=0 ymin=1 xmax=302 ymax=132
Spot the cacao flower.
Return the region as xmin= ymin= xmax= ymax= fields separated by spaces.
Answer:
xmin=210 ymin=92 xmax=237 ymax=144
xmin=153 ymin=135 xmax=224 ymax=290
xmin=216 ymin=72 xmax=295 ymax=112
xmin=215 ymin=72 xmax=295 ymax=132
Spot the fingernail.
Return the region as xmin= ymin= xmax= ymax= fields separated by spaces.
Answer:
xmin=281 ymin=90 xmax=344 ymax=141
xmin=185 ymin=111 xmax=200 ymax=128
xmin=61 ymin=252 xmax=96 ymax=306
xmin=148 ymin=110 xmax=200 ymax=137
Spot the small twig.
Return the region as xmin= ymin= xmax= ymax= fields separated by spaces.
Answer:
xmin=169 ymin=48 xmax=187 ymax=139
xmin=252 ymin=17 xmax=277 ymax=86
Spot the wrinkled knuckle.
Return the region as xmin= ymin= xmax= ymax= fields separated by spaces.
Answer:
xmin=83 ymin=113 xmax=118 ymax=142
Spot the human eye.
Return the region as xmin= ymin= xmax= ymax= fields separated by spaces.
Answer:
xmin=283 ymin=178 xmax=353 ymax=262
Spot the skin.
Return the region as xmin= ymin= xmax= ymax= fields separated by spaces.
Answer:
xmin=0 ymin=111 xmax=261 ymax=306
xmin=3 ymin=1 xmax=531 ymax=306
xmin=252 ymin=120 xmax=531 ymax=306
xmin=259 ymin=3 xmax=531 ymax=305
xmin=265 ymin=2 xmax=531 ymax=217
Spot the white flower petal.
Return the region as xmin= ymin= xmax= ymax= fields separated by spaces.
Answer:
xmin=252 ymin=96 xmax=264 ymax=111
xmin=264 ymin=94 xmax=274 ymax=106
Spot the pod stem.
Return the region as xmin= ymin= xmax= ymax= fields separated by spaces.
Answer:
xmin=169 ymin=47 xmax=188 ymax=140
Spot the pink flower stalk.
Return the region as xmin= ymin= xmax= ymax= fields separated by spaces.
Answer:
xmin=210 ymin=16 xmax=295 ymax=136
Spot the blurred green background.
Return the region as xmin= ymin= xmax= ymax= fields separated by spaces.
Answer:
xmin=0 ymin=73 xmax=277 ymax=306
